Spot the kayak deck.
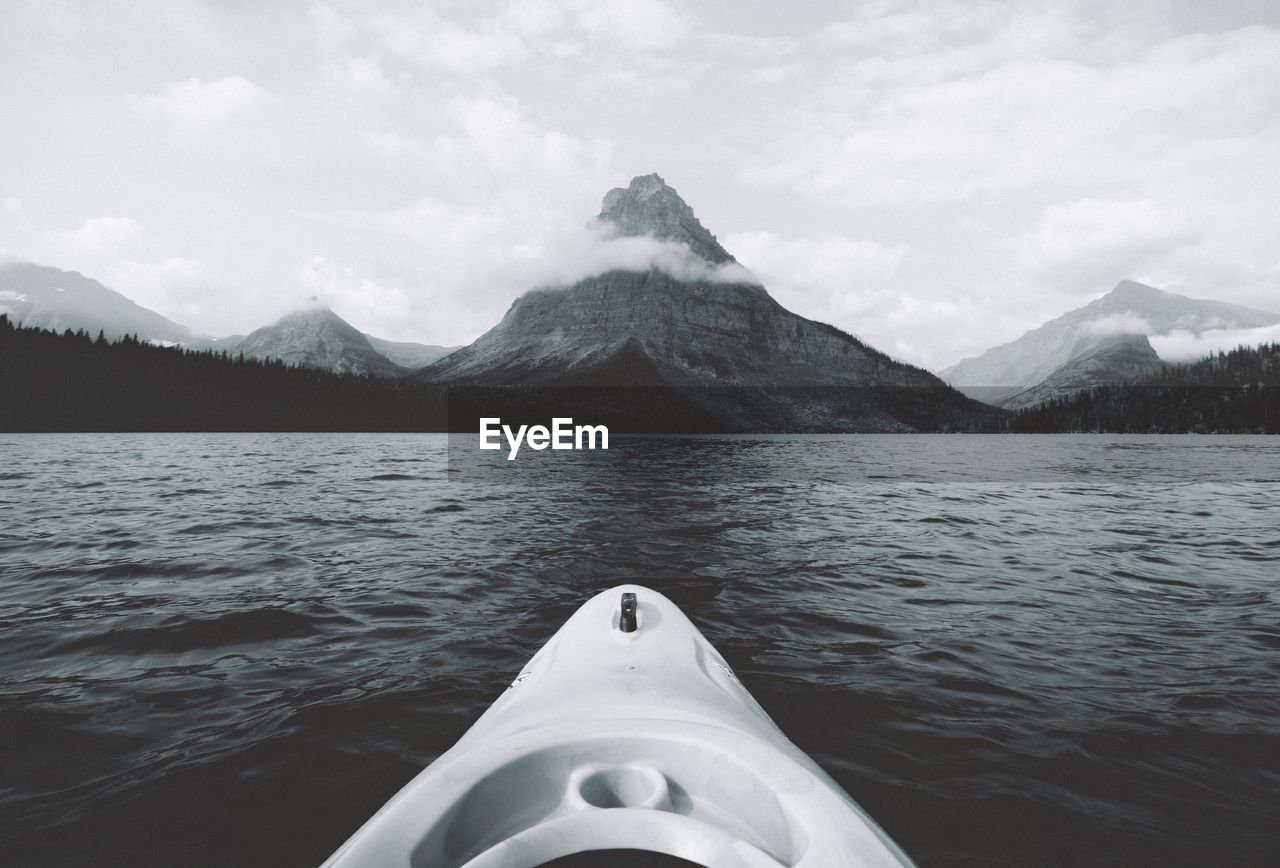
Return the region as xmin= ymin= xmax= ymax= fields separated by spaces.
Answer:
xmin=322 ymin=585 xmax=914 ymax=868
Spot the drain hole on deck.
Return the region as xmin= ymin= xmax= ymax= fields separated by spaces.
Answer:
xmin=578 ymin=767 xmax=657 ymax=808
xmin=537 ymin=851 xmax=705 ymax=867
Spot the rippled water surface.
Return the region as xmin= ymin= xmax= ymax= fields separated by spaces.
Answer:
xmin=2 ymin=434 xmax=1279 ymax=867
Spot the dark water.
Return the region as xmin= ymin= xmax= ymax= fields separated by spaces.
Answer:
xmin=2 ymin=434 xmax=1278 ymax=867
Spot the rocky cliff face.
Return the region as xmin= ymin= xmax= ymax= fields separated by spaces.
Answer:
xmin=942 ymin=280 xmax=1280 ymax=391
xmin=999 ymin=333 xmax=1167 ymax=410
xmin=237 ymin=307 xmax=403 ymax=378
xmin=422 ymin=175 xmax=995 ymax=431
xmin=424 ymin=269 xmax=949 ymax=389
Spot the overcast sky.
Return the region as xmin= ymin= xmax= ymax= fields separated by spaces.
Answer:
xmin=3 ymin=0 xmax=1279 ymax=369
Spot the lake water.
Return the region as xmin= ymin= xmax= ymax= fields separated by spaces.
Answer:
xmin=1 ymin=433 xmax=1278 ymax=867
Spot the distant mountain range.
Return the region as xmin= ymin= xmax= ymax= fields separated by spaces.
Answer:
xmin=0 ymin=261 xmax=457 ymax=377
xmin=0 ymin=262 xmax=201 ymax=344
xmin=942 ymin=280 xmax=1280 ymax=404
xmin=8 ymin=180 xmax=1277 ymax=430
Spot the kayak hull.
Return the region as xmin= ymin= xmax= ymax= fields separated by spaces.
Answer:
xmin=322 ymin=585 xmax=914 ymax=868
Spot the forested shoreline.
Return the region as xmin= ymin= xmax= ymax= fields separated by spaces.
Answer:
xmin=3 ymin=316 xmax=1276 ymax=433
xmin=1012 ymin=343 xmax=1279 ymax=433
xmin=0 ymin=316 xmax=446 ymax=431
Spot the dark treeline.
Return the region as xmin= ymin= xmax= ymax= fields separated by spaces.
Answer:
xmin=0 ymin=316 xmax=1007 ymax=433
xmin=1013 ymin=342 xmax=1280 ymax=433
xmin=0 ymin=315 xmax=447 ymax=431
xmin=9 ymin=315 xmax=1273 ymax=433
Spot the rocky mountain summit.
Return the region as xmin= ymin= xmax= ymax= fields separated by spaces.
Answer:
xmin=423 ymin=174 xmax=996 ymax=431
xmin=943 ymin=280 xmax=1280 ymax=395
xmin=236 ymin=306 xmax=404 ymax=378
xmin=597 ymin=173 xmax=734 ymax=264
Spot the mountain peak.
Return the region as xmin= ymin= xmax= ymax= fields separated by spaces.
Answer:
xmin=1106 ymin=279 xmax=1164 ymax=301
xmin=238 ymin=305 xmax=402 ymax=377
xmin=279 ymin=304 xmax=337 ymax=321
xmin=598 ymin=173 xmax=734 ymax=264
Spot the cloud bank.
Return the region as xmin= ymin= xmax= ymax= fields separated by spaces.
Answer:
xmin=131 ymin=76 xmax=267 ymax=127
xmin=527 ymin=222 xmax=760 ymax=289
xmin=1082 ymin=313 xmax=1156 ymax=337
xmin=1151 ymin=324 xmax=1280 ymax=362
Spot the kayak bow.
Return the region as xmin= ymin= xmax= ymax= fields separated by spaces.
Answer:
xmin=321 ymin=585 xmax=914 ymax=868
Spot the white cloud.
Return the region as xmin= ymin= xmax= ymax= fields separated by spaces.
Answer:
xmin=529 ymin=223 xmax=760 ymax=288
xmin=298 ymin=189 xmax=563 ymax=344
xmin=1151 ymin=324 xmax=1280 ymax=362
xmin=2 ymin=197 xmax=22 ymax=216
xmin=338 ymin=54 xmax=400 ymax=97
xmin=1012 ymin=198 xmax=1204 ymax=291
xmin=305 ymin=0 xmax=692 ymax=105
xmin=104 ymin=257 xmax=219 ymax=332
xmin=339 ymin=93 xmax=618 ymax=209
xmin=308 ymin=5 xmax=402 ymax=96
xmin=295 ymin=257 xmax=414 ymax=338
xmin=308 ymin=2 xmax=357 ymax=56
xmin=742 ymin=17 xmax=1280 ymax=206
xmin=571 ymin=0 xmax=690 ymax=52
xmin=364 ymin=131 xmax=425 ymax=159
xmin=714 ymin=230 xmax=984 ymax=366
xmin=372 ymin=9 xmax=530 ymax=76
xmin=132 ymin=76 xmax=267 ymax=126
xmin=740 ymin=64 xmax=799 ymax=86
xmin=422 ymin=93 xmax=615 ymax=186
xmin=366 ymin=0 xmax=689 ymax=73
xmin=723 ymin=229 xmax=907 ymax=324
xmin=113 ymin=256 xmax=205 ymax=284
xmin=1082 ymin=312 xmax=1156 ymax=336
xmin=728 ymin=231 xmax=906 ymax=290
xmin=47 ymin=215 xmax=143 ymax=253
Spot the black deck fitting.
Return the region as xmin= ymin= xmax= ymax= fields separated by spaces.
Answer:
xmin=620 ymin=592 xmax=638 ymax=633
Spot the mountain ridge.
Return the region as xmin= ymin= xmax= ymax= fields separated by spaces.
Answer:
xmin=0 ymin=260 xmax=462 ymax=377
xmin=0 ymin=262 xmax=200 ymax=344
xmin=942 ymin=280 xmax=1280 ymax=392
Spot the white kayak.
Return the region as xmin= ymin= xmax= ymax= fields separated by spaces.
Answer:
xmin=321 ymin=585 xmax=914 ymax=868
